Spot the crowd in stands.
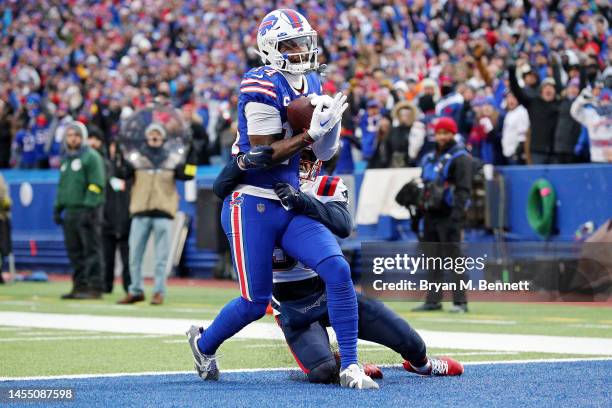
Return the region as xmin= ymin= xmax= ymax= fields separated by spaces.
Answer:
xmin=1 ymin=0 xmax=611 ymax=172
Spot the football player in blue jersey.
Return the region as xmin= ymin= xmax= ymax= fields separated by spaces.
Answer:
xmin=211 ymin=148 xmax=464 ymax=384
xmin=186 ymin=9 xmax=377 ymax=389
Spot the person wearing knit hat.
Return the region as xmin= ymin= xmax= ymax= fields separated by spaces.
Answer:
xmin=54 ymin=121 xmax=106 ymax=299
xmin=412 ymin=115 xmax=472 ymax=313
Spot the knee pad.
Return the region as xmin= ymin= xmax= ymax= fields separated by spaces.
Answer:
xmin=236 ymin=297 xmax=269 ymax=322
xmin=316 ymin=255 xmax=351 ymax=285
xmin=307 ymin=359 xmax=338 ymax=384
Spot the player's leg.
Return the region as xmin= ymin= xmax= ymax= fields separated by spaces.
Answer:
xmin=195 ymin=194 xmax=286 ymax=355
xmin=280 ymin=216 xmax=359 ymax=371
xmin=356 ymin=294 xmax=427 ymax=364
xmin=276 ymin=317 xmax=337 ymax=383
xmin=356 ymin=294 xmax=463 ymax=376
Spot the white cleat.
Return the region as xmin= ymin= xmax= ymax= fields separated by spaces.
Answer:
xmin=339 ymin=364 xmax=380 ymax=389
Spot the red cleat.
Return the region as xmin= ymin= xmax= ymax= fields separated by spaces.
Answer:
xmin=333 ymin=352 xmax=383 ymax=379
xmin=266 ymin=303 xmax=273 ymax=314
xmin=403 ymin=356 xmax=464 ymax=376
xmin=363 ymin=363 xmax=383 ymax=379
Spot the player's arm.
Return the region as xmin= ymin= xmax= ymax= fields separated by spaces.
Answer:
xmin=248 ymin=93 xmax=348 ymax=164
xmin=274 ymin=183 xmax=352 ymax=238
xmin=212 ymin=146 xmax=274 ymax=199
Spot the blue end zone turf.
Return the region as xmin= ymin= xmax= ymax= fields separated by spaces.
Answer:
xmin=2 ymin=360 xmax=610 ymax=407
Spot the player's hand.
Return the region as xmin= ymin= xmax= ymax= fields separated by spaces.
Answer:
xmin=274 ymin=183 xmax=306 ymax=212
xmin=308 ymin=94 xmax=334 ymax=108
xmin=238 ymin=145 xmax=274 ymax=170
xmin=307 ymin=92 xmax=348 ymax=141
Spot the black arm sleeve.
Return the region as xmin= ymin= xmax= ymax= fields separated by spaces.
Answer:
xmin=298 ymin=195 xmax=353 ymax=239
xmin=508 ymin=66 xmax=532 ymax=108
xmin=552 ymin=62 xmax=564 ymax=94
xmin=212 ymin=156 xmax=244 ymax=199
xmin=449 ymin=154 xmax=472 ymax=220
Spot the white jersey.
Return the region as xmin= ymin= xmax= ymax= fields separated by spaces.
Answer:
xmin=272 ymin=175 xmax=349 ymax=283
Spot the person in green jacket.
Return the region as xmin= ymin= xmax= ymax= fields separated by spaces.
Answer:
xmin=53 ymin=121 xmax=106 ymax=299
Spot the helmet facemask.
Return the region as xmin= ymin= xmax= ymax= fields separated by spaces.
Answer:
xmin=299 ymin=148 xmax=322 ymax=183
xmin=261 ymin=33 xmax=319 ymax=75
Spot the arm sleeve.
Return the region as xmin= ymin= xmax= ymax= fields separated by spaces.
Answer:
xmin=450 ymin=155 xmax=472 ymax=220
xmin=299 ymin=196 xmax=353 ymax=238
xmin=311 ymin=122 xmax=340 ymax=161
xmin=83 ymin=153 xmax=106 ymax=208
xmin=508 ymin=66 xmax=532 ymax=108
xmin=570 ymin=97 xmax=598 ymax=126
xmin=174 ymin=143 xmax=198 ymax=181
xmin=212 ymin=156 xmax=245 ymax=199
xmin=408 ymin=121 xmax=426 ymax=161
xmin=245 ymin=102 xmax=282 ymax=135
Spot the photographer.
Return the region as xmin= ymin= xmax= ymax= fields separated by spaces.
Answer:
xmin=53 ymin=122 xmax=106 ymax=299
xmin=117 ymin=123 xmax=196 ymax=306
xmin=413 ymin=118 xmax=472 ymax=313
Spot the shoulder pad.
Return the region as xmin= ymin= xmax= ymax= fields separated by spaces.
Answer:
xmin=311 ymin=176 xmax=348 ymax=203
xmin=240 ymin=67 xmax=281 ymax=104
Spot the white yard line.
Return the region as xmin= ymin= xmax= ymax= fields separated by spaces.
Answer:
xmin=416 ymin=317 xmax=517 ymax=325
xmin=0 ymin=334 xmax=168 ymax=343
xmin=1 ymin=357 xmax=611 ymax=382
xmin=1 ymin=311 xmax=612 ymax=356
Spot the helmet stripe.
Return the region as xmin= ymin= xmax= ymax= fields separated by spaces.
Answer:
xmin=282 ymin=9 xmax=303 ymax=29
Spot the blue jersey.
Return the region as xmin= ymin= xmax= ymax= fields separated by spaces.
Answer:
xmin=14 ymin=129 xmax=36 ymax=167
xmin=234 ymin=66 xmax=321 ymax=190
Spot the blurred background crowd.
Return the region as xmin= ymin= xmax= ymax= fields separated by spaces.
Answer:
xmin=1 ymin=0 xmax=611 ymax=172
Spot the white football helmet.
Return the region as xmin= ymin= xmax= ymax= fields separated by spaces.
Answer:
xmin=256 ymin=9 xmax=319 ymax=75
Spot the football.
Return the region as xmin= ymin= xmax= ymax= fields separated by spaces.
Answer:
xmin=287 ymin=96 xmax=315 ymax=134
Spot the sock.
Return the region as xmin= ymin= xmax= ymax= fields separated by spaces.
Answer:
xmin=410 ymin=358 xmax=432 ymax=374
xmin=316 ymin=256 xmax=358 ymax=370
xmin=197 ymin=296 xmax=268 ymax=355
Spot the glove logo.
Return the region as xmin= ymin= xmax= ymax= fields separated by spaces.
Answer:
xmin=257 ymin=203 xmax=266 ymax=213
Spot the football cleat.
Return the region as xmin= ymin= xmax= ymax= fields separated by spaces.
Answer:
xmin=339 ymin=364 xmax=379 ymax=389
xmin=403 ymin=356 xmax=464 ymax=376
xmin=363 ymin=363 xmax=383 ymax=379
xmin=186 ymin=325 xmax=220 ymax=381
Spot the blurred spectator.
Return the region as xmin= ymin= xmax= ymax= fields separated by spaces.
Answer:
xmin=367 ymin=115 xmax=392 ymax=168
xmin=467 ymin=97 xmax=504 ymax=165
xmin=53 ymin=122 xmax=106 ymax=299
xmin=117 ymin=123 xmax=196 ymax=306
xmin=102 ymin=141 xmax=132 ymax=294
xmin=47 ymin=103 xmax=73 ymax=168
xmin=509 ymin=64 xmax=561 ymax=165
xmin=182 ymin=103 xmax=210 ymax=165
xmin=0 ymin=100 xmax=14 ymax=168
xmin=359 ymin=100 xmax=383 ymax=161
xmin=570 ymin=88 xmax=612 ymax=163
xmin=0 ymin=0 xmax=609 ymax=170
xmin=553 ymin=74 xmax=586 ymax=164
xmin=0 ymin=172 xmax=11 ymax=284
xmin=435 ymin=76 xmax=464 ymax=124
xmin=501 ymin=92 xmax=530 ymax=164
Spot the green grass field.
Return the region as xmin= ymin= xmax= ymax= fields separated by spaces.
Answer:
xmin=1 ymin=280 xmax=611 ymax=378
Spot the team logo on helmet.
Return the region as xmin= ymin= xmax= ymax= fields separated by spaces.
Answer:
xmin=258 ymin=14 xmax=278 ymax=36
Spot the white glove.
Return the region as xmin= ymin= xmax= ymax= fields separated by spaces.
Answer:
xmin=307 ymin=92 xmax=348 ymax=141
xmin=308 ymin=94 xmax=334 ymax=108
